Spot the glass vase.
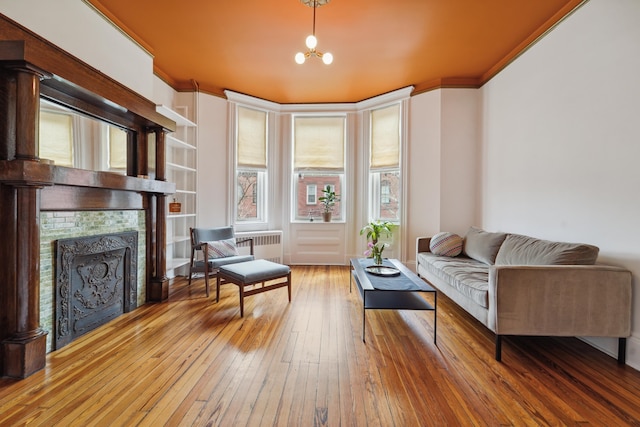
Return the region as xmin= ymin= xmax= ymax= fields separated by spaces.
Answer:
xmin=373 ymin=252 xmax=383 ymax=265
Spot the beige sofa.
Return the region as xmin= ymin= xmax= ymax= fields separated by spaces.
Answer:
xmin=416 ymin=227 xmax=632 ymax=363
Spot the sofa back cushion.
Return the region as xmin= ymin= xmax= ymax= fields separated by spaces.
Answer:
xmin=495 ymin=233 xmax=599 ymax=265
xmin=463 ymin=227 xmax=507 ymax=265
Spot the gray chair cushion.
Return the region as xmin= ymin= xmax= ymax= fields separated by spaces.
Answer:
xmin=219 ymin=259 xmax=290 ymax=283
xmin=209 ymin=255 xmax=254 ymax=268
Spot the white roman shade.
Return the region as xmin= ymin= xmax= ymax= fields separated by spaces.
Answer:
xmin=39 ymin=111 xmax=74 ymax=167
xmin=294 ymin=116 xmax=345 ymax=170
xmin=238 ymin=106 xmax=267 ymax=169
xmin=109 ymin=126 xmax=127 ymax=169
xmin=370 ymin=104 xmax=400 ymax=169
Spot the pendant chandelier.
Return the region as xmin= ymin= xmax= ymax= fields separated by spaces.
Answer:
xmin=295 ymin=0 xmax=333 ymax=65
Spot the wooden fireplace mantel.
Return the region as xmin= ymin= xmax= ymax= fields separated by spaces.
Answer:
xmin=0 ymin=159 xmax=175 ymax=194
xmin=0 ymin=14 xmax=178 ymax=379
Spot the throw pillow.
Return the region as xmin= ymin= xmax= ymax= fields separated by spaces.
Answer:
xmin=463 ymin=227 xmax=507 ymax=265
xmin=206 ymin=238 xmax=239 ymax=259
xmin=430 ymin=232 xmax=463 ymax=257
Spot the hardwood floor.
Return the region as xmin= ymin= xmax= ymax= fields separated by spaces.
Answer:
xmin=1 ymin=265 xmax=640 ymax=426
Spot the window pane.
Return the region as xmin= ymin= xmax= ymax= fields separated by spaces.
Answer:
xmin=295 ymin=173 xmax=342 ymax=221
xmin=292 ymin=115 xmax=345 ymax=221
xmin=373 ymin=170 xmax=400 ymax=221
xmin=237 ymin=170 xmax=259 ymax=221
xmin=235 ymin=105 xmax=268 ymax=225
xmin=369 ymin=103 xmax=401 ymax=223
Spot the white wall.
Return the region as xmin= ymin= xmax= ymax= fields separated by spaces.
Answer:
xmin=406 ymin=89 xmax=479 ymax=268
xmin=407 ymin=91 xmax=442 ymax=256
xmin=0 ymin=0 xmax=155 ymax=100
xmin=440 ymin=89 xmax=480 ymax=232
xmin=480 ymin=0 xmax=640 ymax=368
xmin=153 ymin=76 xmax=177 ymax=109
xmin=195 ymin=92 xmax=229 ymax=228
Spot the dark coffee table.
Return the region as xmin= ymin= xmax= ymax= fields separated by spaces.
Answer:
xmin=350 ymin=258 xmax=437 ymax=343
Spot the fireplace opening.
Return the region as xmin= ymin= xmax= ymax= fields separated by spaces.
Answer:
xmin=54 ymin=231 xmax=138 ymax=350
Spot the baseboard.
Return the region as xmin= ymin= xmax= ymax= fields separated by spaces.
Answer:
xmin=581 ymin=334 xmax=640 ymax=371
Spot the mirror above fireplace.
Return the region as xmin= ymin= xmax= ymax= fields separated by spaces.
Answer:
xmin=39 ymin=98 xmax=128 ymax=175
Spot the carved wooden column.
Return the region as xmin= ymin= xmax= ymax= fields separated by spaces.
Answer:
xmin=14 ymin=69 xmax=40 ymax=160
xmin=148 ymin=128 xmax=169 ymax=301
xmin=1 ymin=63 xmax=49 ymax=378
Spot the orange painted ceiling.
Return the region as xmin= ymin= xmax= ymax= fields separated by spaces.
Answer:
xmin=87 ymin=0 xmax=584 ymax=104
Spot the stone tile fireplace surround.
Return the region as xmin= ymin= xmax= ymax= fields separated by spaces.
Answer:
xmin=40 ymin=211 xmax=146 ymax=352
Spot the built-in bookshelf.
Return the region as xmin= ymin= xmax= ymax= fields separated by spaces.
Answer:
xmin=156 ymin=104 xmax=197 ymax=278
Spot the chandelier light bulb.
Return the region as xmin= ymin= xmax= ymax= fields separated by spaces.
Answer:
xmin=322 ymin=52 xmax=333 ymax=65
xmin=295 ymin=52 xmax=306 ymax=64
xmin=305 ymin=35 xmax=318 ymax=49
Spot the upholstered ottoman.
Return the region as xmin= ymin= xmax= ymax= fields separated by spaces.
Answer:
xmin=216 ymin=259 xmax=291 ymax=317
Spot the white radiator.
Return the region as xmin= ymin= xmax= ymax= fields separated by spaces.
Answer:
xmin=235 ymin=230 xmax=283 ymax=263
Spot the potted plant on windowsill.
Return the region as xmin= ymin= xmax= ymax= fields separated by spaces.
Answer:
xmin=319 ymin=185 xmax=340 ymax=222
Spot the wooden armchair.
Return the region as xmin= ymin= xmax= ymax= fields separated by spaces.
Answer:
xmin=188 ymin=226 xmax=254 ymax=296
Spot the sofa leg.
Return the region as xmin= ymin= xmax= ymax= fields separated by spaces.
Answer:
xmin=618 ymin=338 xmax=627 ymax=365
xmin=495 ymin=335 xmax=502 ymax=362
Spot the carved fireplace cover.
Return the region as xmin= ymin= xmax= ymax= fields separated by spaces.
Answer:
xmin=54 ymin=231 xmax=138 ymax=350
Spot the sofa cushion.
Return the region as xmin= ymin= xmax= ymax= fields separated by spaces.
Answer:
xmin=430 ymin=232 xmax=463 ymax=257
xmin=495 ymin=234 xmax=599 ymax=265
xmin=463 ymin=227 xmax=507 ymax=265
xmin=418 ymin=252 xmax=490 ymax=308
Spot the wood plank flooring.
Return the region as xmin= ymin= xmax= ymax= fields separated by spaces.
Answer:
xmin=1 ymin=265 xmax=640 ymax=426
